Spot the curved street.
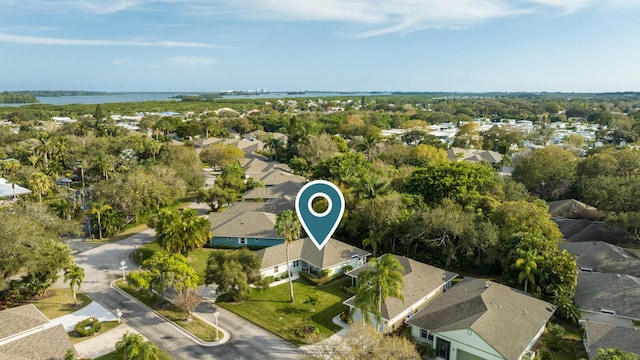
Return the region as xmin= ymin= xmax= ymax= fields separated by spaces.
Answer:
xmin=72 ymin=229 xmax=300 ymax=360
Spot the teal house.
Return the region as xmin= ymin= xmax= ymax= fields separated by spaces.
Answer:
xmin=208 ymin=210 xmax=284 ymax=248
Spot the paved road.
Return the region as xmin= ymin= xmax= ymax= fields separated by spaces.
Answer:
xmin=73 ymin=229 xmax=300 ymax=360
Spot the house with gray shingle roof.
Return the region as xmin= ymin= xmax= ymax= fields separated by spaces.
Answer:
xmin=406 ymin=277 xmax=555 ymax=360
xmin=208 ymin=211 xmax=283 ymax=248
xmin=583 ymin=322 xmax=640 ymax=360
xmin=0 ymin=304 xmax=77 ymax=360
xmin=242 ymin=180 xmax=304 ymax=201
xmin=344 ymin=254 xmax=458 ymax=334
xmin=574 ymin=272 xmax=640 ymax=324
xmin=257 ymin=237 xmax=370 ymax=280
xmin=447 ymin=147 xmax=503 ymax=164
xmin=559 ymin=241 xmax=640 ymax=277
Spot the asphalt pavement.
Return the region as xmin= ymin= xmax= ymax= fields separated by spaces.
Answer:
xmin=71 ymin=228 xmax=301 ymax=360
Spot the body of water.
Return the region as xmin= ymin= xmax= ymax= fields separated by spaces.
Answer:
xmin=1 ymin=91 xmax=390 ymax=107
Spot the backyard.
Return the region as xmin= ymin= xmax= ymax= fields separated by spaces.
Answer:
xmin=218 ymin=276 xmax=351 ymax=345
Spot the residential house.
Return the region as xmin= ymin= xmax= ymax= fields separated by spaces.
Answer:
xmin=554 ymin=218 xmax=631 ymax=244
xmin=0 ymin=177 xmax=31 ymax=203
xmin=574 ymin=271 xmax=640 ymax=326
xmin=256 ymin=237 xmax=370 ymax=280
xmin=242 ymin=180 xmax=304 ymax=202
xmin=548 ymin=199 xmax=604 ymax=220
xmin=208 ymin=211 xmax=282 ymax=248
xmin=582 ymin=322 xmax=640 ymax=359
xmin=344 ymin=254 xmax=458 ymax=334
xmin=447 ymin=147 xmax=503 ymax=165
xmin=406 ymin=277 xmax=555 ymax=360
xmin=0 ymin=304 xmax=77 ymax=360
xmin=559 ymin=241 xmax=640 ymax=277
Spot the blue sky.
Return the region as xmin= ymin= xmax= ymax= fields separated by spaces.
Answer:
xmin=1 ymin=0 xmax=639 ymax=92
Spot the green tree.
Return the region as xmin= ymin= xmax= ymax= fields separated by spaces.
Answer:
xmin=205 ymin=249 xmax=261 ymax=302
xmin=512 ymin=249 xmax=543 ymax=293
xmin=199 ymin=143 xmax=244 ymax=169
xmin=138 ymin=253 xmax=199 ymax=300
xmin=491 ymin=200 xmax=562 ymax=242
xmin=303 ymin=292 xmax=320 ymax=312
xmin=265 ymin=137 xmax=285 ymax=162
xmin=352 ymin=133 xmax=381 ymax=161
xmin=28 ymin=171 xmax=53 ymax=204
xmin=595 ymin=348 xmax=640 ymax=360
xmin=362 ymin=230 xmax=382 ymax=258
xmin=275 ymin=210 xmax=302 ymax=303
xmin=115 ymin=331 xmax=160 ymax=360
xmin=63 ymin=263 xmax=85 ymax=306
xmin=87 ymin=200 xmax=112 ymax=240
xmin=512 ymin=146 xmax=577 ymax=200
xmin=152 ymin=208 xmax=212 ymax=256
xmin=354 ymin=254 xmax=405 ymax=327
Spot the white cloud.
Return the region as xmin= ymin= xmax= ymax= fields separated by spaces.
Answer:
xmin=0 ymin=33 xmax=214 ymax=47
xmin=112 ymin=58 xmax=124 ymax=65
xmin=166 ymin=56 xmax=216 ymax=67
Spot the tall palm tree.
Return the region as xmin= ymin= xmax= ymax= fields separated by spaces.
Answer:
xmin=352 ymin=134 xmax=380 ymax=161
xmin=353 ymin=174 xmax=389 ymax=200
xmin=275 ymin=210 xmax=301 ymax=303
xmin=63 ymin=264 xmax=85 ymax=306
xmin=354 ymin=254 xmax=405 ymax=329
xmin=130 ymin=340 xmax=159 ymax=360
xmin=87 ymin=200 xmax=112 ymax=239
xmin=512 ymin=249 xmax=543 ymax=293
xmin=116 ymin=331 xmax=151 ymax=360
xmin=154 ymin=208 xmax=212 ymax=255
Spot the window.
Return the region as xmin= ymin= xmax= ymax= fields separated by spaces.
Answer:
xmin=239 ymin=237 xmax=247 ymax=245
xmin=274 ymin=266 xmax=279 ymax=273
xmin=421 ymin=329 xmax=433 ymax=341
xmin=443 ymin=281 xmax=452 ymax=292
xmin=292 ymin=260 xmax=300 ymax=267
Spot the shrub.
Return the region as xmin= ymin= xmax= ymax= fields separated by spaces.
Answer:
xmin=538 ymin=349 xmax=552 ymax=360
xmin=318 ymin=269 xmax=330 ymax=279
xmin=295 ymin=324 xmax=319 ymax=338
xmin=342 ymin=265 xmax=353 ymax=274
xmin=75 ymin=317 xmax=102 ymax=337
xmin=341 ymin=284 xmax=357 ymax=296
xmin=340 ymin=311 xmax=349 ymax=323
xmin=546 ymin=323 xmax=565 ymax=351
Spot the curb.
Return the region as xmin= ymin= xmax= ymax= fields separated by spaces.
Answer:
xmin=110 ymin=280 xmax=230 ymax=346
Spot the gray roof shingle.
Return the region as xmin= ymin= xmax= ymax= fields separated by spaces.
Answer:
xmin=0 ymin=324 xmax=75 ymax=360
xmin=584 ymin=322 xmax=640 ymax=357
xmin=406 ymin=277 xmax=555 ymax=360
xmin=0 ymin=304 xmax=48 ymax=341
xmin=209 ymin=211 xmax=279 ymax=238
xmin=559 ymin=241 xmax=640 ymax=277
xmin=242 ymin=181 xmax=304 ymax=200
xmin=257 ymin=238 xmax=370 ymax=271
xmin=345 ymin=255 xmax=458 ymax=322
xmin=574 ymin=272 xmax=640 ymax=318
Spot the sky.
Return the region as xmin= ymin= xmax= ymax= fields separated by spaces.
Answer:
xmin=1 ymin=0 xmax=640 ymax=93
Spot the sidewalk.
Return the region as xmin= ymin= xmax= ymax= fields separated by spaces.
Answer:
xmin=74 ymin=324 xmax=139 ymax=359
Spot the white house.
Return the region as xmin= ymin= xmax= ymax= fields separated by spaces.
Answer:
xmin=344 ymin=254 xmax=458 ymax=334
xmin=406 ymin=277 xmax=555 ymax=360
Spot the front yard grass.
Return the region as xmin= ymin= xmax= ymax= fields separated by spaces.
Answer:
xmin=116 ymin=279 xmax=222 ymax=341
xmin=218 ymin=276 xmax=351 ymax=345
xmin=30 ymin=288 xmax=92 ymax=319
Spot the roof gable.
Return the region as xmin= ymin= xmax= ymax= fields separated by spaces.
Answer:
xmin=559 ymin=241 xmax=640 ymax=277
xmin=574 ymin=272 xmax=640 ymax=318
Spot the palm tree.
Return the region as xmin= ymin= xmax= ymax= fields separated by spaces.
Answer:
xmin=352 ymin=134 xmax=380 ymax=161
xmin=362 ymin=230 xmax=382 ymax=258
xmin=28 ymin=172 xmax=53 ymax=204
xmin=265 ymin=137 xmax=284 ymax=162
xmin=512 ymin=249 xmax=543 ymax=293
xmin=63 ymin=264 xmax=85 ymax=306
xmin=353 ymin=174 xmax=389 ymax=200
xmin=154 ymin=208 xmax=212 ymax=255
xmin=115 ymin=331 xmax=145 ymax=359
xmin=354 ymin=254 xmax=405 ymax=329
xmin=130 ymin=340 xmax=159 ymax=360
xmin=275 ymin=210 xmax=301 ymax=303
xmin=87 ymin=200 xmax=112 ymax=239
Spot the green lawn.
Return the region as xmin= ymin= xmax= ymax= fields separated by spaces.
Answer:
xmin=134 ymin=242 xmax=218 ymax=285
xmin=30 ymin=288 xmax=92 ymax=319
xmin=116 ymin=279 xmax=222 ymax=341
xmin=218 ymin=276 xmax=351 ymax=345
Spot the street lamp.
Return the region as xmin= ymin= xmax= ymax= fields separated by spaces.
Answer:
xmin=120 ymin=260 xmax=127 ymax=281
xmin=116 ymin=308 xmax=122 ymax=323
xmin=213 ymin=310 xmax=219 ymax=341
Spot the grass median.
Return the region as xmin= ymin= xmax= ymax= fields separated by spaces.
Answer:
xmin=115 ymin=279 xmax=222 ymax=342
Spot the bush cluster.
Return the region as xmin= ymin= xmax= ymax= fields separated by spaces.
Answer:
xmin=74 ymin=317 xmax=102 ymax=337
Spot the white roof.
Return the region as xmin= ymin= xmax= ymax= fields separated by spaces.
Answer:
xmin=0 ymin=178 xmax=31 ymax=198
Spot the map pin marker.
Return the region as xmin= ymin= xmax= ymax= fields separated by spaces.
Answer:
xmin=295 ymin=180 xmax=345 ymax=251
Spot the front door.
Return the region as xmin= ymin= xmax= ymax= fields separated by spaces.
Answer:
xmin=436 ymin=338 xmax=451 ymax=360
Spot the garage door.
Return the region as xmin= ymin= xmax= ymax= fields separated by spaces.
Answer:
xmin=457 ymin=349 xmax=487 ymax=360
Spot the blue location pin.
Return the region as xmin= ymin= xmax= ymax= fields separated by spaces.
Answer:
xmin=295 ymin=180 xmax=345 ymax=250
